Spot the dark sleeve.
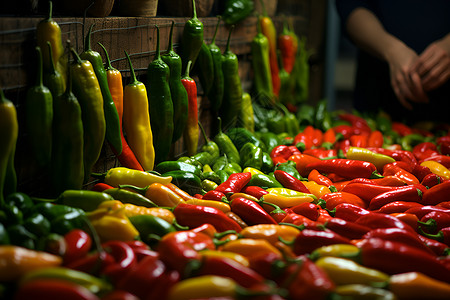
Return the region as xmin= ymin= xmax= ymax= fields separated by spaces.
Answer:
xmin=335 ymin=0 xmax=373 ymax=29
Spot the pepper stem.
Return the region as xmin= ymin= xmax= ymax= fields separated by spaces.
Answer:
xmin=217 ymin=117 xmax=223 ymax=134
xmin=191 ymin=0 xmax=197 ymax=19
xmin=183 ymin=60 xmax=192 ymax=78
xmin=198 ymin=121 xmax=209 ymax=143
xmin=98 ymin=42 xmax=115 ymax=71
xmin=155 ymin=25 xmax=161 ymax=60
xmin=259 ymin=0 xmax=268 ymax=17
xmin=167 ymin=21 xmax=175 ymax=52
xmin=47 ymin=1 xmax=53 ymax=21
xmin=84 ymin=24 xmax=94 ymax=52
xmin=124 ymin=50 xmax=138 ymax=85
xmin=211 ymin=16 xmax=221 ymax=45
xmin=0 ymin=89 xmax=7 ymax=104
xmin=46 ymin=41 xmax=57 ymax=75
xmin=118 ymin=184 xmax=148 ymax=196
xmin=225 ymin=25 xmax=234 ymax=53
xmin=35 ymin=47 xmax=44 ymax=86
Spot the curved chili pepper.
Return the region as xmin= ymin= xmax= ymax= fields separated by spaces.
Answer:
xmin=340 ymin=182 xmax=397 ymax=205
xmin=292 ymin=229 xmax=351 ymax=255
xmin=173 ymin=202 xmax=242 ymax=233
xmin=421 ymin=180 xmax=450 ymax=206
xmin=383 ymin=163 xmax=420 ymax=185
xmin=273 ymin=170 xmax=310 ymax=193
xmin=333 ymin=203 xmax=371 ymax=222
xmin=181 ymin=60 xmax=199 ymax=156
xmin=307 ymin=158 xmax=378 ymax=179
xmin=290 ymin=202 xmax=320 ymax=221
xmin=101 ymin=240 xmax=137 ymax=285
xmin=240 ymin=185 xmax=268 ymax=199
xmin=375 ymin=201 xmax=423 ymax=214
xmin=280 ymin=209 xmax=319 ymax=227
xmin=391 ymin=212 xmax=420 ymax=232
xmin=368 ymin=184 xmax=427 ymax=211
xmin=320 ymin=192 xmax=367 ymax=210
xmin=420 ymin=172 xmax=443 ymax=188
xmin=419 ymin=211 xmax=450 ymax=234
xmin=421 ymin=160 xmax=450 ymax=181
xmin=412 ymin=142 xmax=439 ymax=161
xmin=308 ymin=169 xmax=333 ymax=187
xmin=420 ymin=154 xmax=450 ymax=168
xmin=405 ymin=205 xmax=450 ymax=220
xmin=355 ymin=212 xmax=416 ymax=233
xmin=324 ymin=217 xmax=371 ymax=240
xmin=278 ymin=17 xmax=297 ymax=74
xmin=417 ymin=234 xmax=450 ymax=256
xmin=202 ymin=190 xmax=227 ymax=202
xmin=214 ymin=172 xmax=252 ymax=196
xmin=288 ymin=153 xmax=321 ymax=177
xmin=270 ymin=145 xmax=294 ymax=165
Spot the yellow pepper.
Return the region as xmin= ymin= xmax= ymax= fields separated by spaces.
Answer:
xmin=420 ymin=160 xmax=450 ymax=180
xmin=302 ymin=180 xmax=331 ymax=198
xmin=229 ymin=192 xmax=259 ymax=202
xmin=261 ymin=193 xmax=315 ymax=209
xmin=219 ymin=238 xmax=282 ymax=259
xmin=0 ymin=246 xmax=62 ymax=282
xmin=240 ymin=224 xmax=300 ymax=245
xmin=346 ymin=147 xmax=395 ymax=171
xmin=309 ymin=244 xmax=360 ymax=261
xmin=243 ymin=167 xmax=264 ymax=176
xmin=100 ymin=167 xmax=172 ymax=188
xmin=315 ymin=256 xmax=389 ymax=285
xmin=199 ymin=250 xmax=250 ymax=267
xmin=267 ymin=187 xmax=317 ymax=199
xmin=97 ymin=200 xmax=175 ymax=223
xmin=168 ymin=275 xmax=241 ymax=300
xmin=335 ymin=284 xmax=396 ymax=299
xmin=186 ymin=198 xmax=231 ymax=213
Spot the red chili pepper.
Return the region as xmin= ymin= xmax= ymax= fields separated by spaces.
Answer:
xmin=181 ymin=60 xmax=199 ymax=156
xmin=311 ymin=128 xmax=323 ymax=147
xmin=193 ymin=256 xmax=265 ymax=288
xmin=322 ymin=128 xmax=336 ymax=145
xmin=388 ymin=160 xmax=415 ymax=173
xmin=117 ymin=255 xmax=179 ymax=300
xmin=63 ymin=229 xmax=92 ymax=265
xmin=241 ymin=185 xmax=268 ymax=199
xmin=349 ymin=134 xmax=368 ymax=148
xmin=193 ymin=193 xmax=203 ymax=199
xmin=362 ymin=228 xmax=435 ymax=256
xmin=173 ymin=202 xmax=242 ymax=232
xmin=320 ymin=192 xmax=367 ymax=210
xmin=308 ymin=169 xmax=333 ymax=187
xmin=248 ymin=251 xmax=284 ymax=280
xmin=303 ymin=148 xmax=337 ymax=159
xmin=420 ymin=154 xmax=450 ymax=168
xmin=287 ymin=154 xmax=321 ymax=177
xmin=417 ymin=234 xmax=450 ymax=256
xmin=420 ymin=227 xmax=450 ymax=248
xmin=293 ymin=132 xmax=313 ymax=151
xmin=273 ymin=170 xmax=310 ymax=193
xmin=292 ymin=229 xmax=351 ymax=255
xmin=288 ymin=145 xmax=301 ymax=155
xmin=338 ymin=113 xmax=371 ymax=134
xmin=14 ymin=279 xmax=100 ymax=300
xmin=324 ymin=217 xmax=371 ymax=240
xmin=368 ymin=184 xmax=427 ymax=211
xmin=412 ymin=163 xmax=433 ymax=182
xmin=371 ymin=175 xmax=408 ymax=187
xmin=439 ymin=140 xmax=450 ymax=156
xmin=316 ymin=208 xmax=333 ymax=223
xmin=412 ymin=142 xmax=438 ymax=161
xmin=281 ymin=209 xmax=319 ymax=227
xmin=230 ymin=197 xmax=277 ymax=225
xmin=278 ymin=19 xmax=297 ymax=74
xmin=290 ymin=202 xmax=320 ymax=221
xmin=157 ymin=229 xmax=215 ymax=274
xmin=421 ymin=180 xmax=450 ymax=206
xmin=279 ymin=255 xmax=335 ymax=300
xmin=367 ymin=130 xmax=384 ymax=148
xmin=101 ymin=240 xmax=137 ymax=285
xmin=340 ymin=182 xmax=398 ymax=205
xmin=307 ymin=158 xmax=377 ymax=179
xmin=333 ymin=203 xmax=371 ymax=222
xmin=214 ymin=172 xmax=251 ymax=196
xmin=335 ymin=138 xmax=351 ymax=155
xmin=391 ymin=212 xmax=420 ymax=231
xmin=419 ymin=211 xmax=450 ymax=234
xmin=202 ymin=190 xmax=227 ymax=202
xmin=270 ymin=145 xmax=293 ymax=165
xmin=382 ymin=163 xmax=420 ymax=185
xmin=375 ymin=201 xmax=423 ymax=214
xmin=437 ymin=201 xmax=450 ymax=209
xmin=91 ymin=182 xmax=114 ymax=192
xmin=65 ymin=251 xmax=115 ymax=276
xmin=405 ymin=205 xmax=450 ymax=220
xmin=332 ymin=124 xmax=354 ymax=139
xmin=391 ymin=122 xmax=413 ymax=136
xmin=357 ymin=238 xmax=450 ymax=282
xmin=355 ymin=212 xmax=416 ymax=233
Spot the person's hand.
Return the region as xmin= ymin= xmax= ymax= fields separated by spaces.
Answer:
xmin=386 ymin=42 xmax=429 ymax=110
xmin=411 ymin=36 xmax=450 ymax=91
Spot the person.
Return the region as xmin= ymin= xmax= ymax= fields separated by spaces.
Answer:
xmin=335 ymin=0 xmax=450 ymax=124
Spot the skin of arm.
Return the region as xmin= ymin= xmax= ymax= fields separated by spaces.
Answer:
xmin=344 ymin=7 xmax=428 ymax=109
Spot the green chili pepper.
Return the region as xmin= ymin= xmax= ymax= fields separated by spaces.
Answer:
xmin=7 ymin=224 xmax=37 ymax=249
xmin=26 ymin=46 xmax=53 ymax=167
xmin=155 ymin=161 xmax=203 ymax=179
xmin=3 ymin=204 xmax=23 ymax=226
xmin=259 ymin=131 xmax=281 ymax=153
xmin=207 ymin=16 xmax=225 ymax=112
xmin=129 ymin=214 xmax=175 ymax=245
xmin=224 ymin=162 xmax=242 ymax=175
xmin=277 ymin=50 xmax=293 ymax=106
xmin=400 ymin=133 xmax=428 ymax=152
xmin=239 ymin=92 xmax=255 ymax=133
xmin=291 ymin=36 xmax=310 ymax=104
xmin=217 ymin=170 xmax=230 ymax=183
xmin=240 ymin=142 xmax=263 ymax=170
xmin=220 ymin=25 xmax=243 ymax=129
xmin=43 ymin=41 xmax=65 ymax=100
xmin=226 ymin=127 xmax=266 ymax=151
xmin=103 ymin=188 xmax=157 ymax=208
xmin=162 ymin=170 xmax=203 ymax=196
xmin=0 ymin=223 xmax=10 ymax=245
xmin=214 ymin=118 xmax=241 ymax=164
xmin=274 ymin=160 xmax=303 ymax=181
xmin=202 ymin=179 xmax=218 ymax=192
xmin=222 ymin=0 xmax=255 ymax=25
xmin=195 ymin=42 xmax=214 ymax=96
xmin=279 ymin=103 xmax=300 ymax=137
xmin=202 ymin=171 xmax=222 ymax=185
xmin=70 ymin=48 xmax=106 ymax=183
xmin=296 ymin=103 xmax=315 ymax=127
xmin=55 ymin=190 xmax=114 ymax=212
xmin=180 ymin=0 xmax=204 ymax=72
xmin=147 ymin=25 xmax=174 ymax=164
xmin=177 ymin=156 xmax=203 ymax=169
xmin=51 ymin=53 xmax=84 ymax=195
xmin=5 ymin=192 xmax=34 ymax=216
xmin=376 ymin=112 xmax=392 ymax=133
xmin=261 ymin=151 xmax=274 ymax=173
xmin=251 ymin=16 xmax=273 ymax=100
xmin=191 ymin=151 xmax=214 ymax=167
xmin=212 ymin=155 xmax=228 ymax=173
xmin=247 ymin=173 xmax=283 ymax=189
xmin=162 ymin=21 xmax=189 ymax=144
xmin=80 ymin=24 xmax=122 ymax=155
xmin=23 ymin=212 xmax=51 ymax=237
xmin=266 ymin=110 xmax=286 ymax=134
xmin=199 ymin=121 xmax=220 ymax=161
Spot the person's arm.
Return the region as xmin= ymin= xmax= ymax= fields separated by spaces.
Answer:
xmin=412 ymin=33 xmax=450 ymax=91
xmin=344 ymin=7 xmax=428 ymax=109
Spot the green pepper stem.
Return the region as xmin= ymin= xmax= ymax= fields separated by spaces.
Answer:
xmin=90 ymin=171 xmax=107 ymax=180
xmin=118 ymin=184 xmax=148 ymax=196
xmin=198 ymin=121 xmax=209 ymax=143
xmin=46 ymin=1 xmax=53 ymax=21
xmin=217 ymin=117 xmax=223 ymax=134
xmin=172 ymin=219 xmax=190 ymax=231
xmin=155 ymin=25 xmax=161 ymax=60
xmin=84 ymin=24 xmax=94 ymax=52
xmin=191 ymin=0 xmax=197 ymax=19
xmin=224 ymin=25 xmax=234 ymax=53
xmin=183 ymin=60 xmax=192 ymax=78
xmin=259 ymin=0 xmax=268 ymax=17
xmin=98 ymin=42 xmax=115 ymax=71
xmin=124 ymin=50 xmax=139 ymax=85
xmin=211 ymin=16 xmax=221 ymax=45
xmin=214 ymin=229 xmax=238 ymax=240
xmin=70 ymin=48 xmax=83 ymax=65
xmin=0 ymin=89 xmax=8 ymax=105
xmin=35 ymin=47 xmax=44 ymax=86
xmin=46 ymin=41 xmax=57 ymax=75
xmin=417 ymin=218 xmax=436 ymax=230
xmin=167 ymin=21 xmax=175 ymax=52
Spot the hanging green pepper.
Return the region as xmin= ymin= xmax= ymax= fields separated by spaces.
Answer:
xmin=26 ymin=46 xmax=53 ymax=167
xmin=291 ymin=36 xmax=310 ymax=104
xmin=277 ymin=50 xmax=293 ymax=106
xmin=240 ymin=142 xmax=263 ymax=170
xmin=220 ymin=25 xmax=243 ymax=129
xmin=51 ymin=55 xmax=84 ymax=195
xmin=214 ymin=118 xmax=241 ymax=165
xmin=251 ymin=16 xmax=273 ymax=101
xmin=195 ymin=42 xmax=214 ymax=96
xmin=70 ymin=48 xmax=106 ymax=183
xmin=180 ymin=0 xmax=204 ymax=72
xmin=222 ymin=0 xmax=254 ymax=25
xmin=0 ymin=90 xmax=18 ymax=206
xmin=162 ymin=20 xmax=189 ymax=144
xmin=43 ymin=41 xmax=65 ymax=99
xmin=206 ymin=16 xmax=225 ymax=113
xmin=80 ymin=24 xmax=122 ymax=155
xmin=147 ymin=25 xmax=174 ymax=164
xmin=239 ymin=92 xmax=255 ymax=133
